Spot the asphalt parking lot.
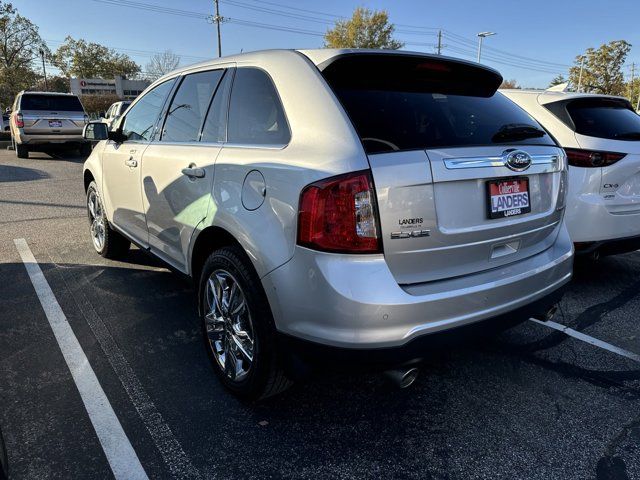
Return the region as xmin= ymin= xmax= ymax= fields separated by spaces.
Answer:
xmin=1 ymin=149 xmax=640 ymax=480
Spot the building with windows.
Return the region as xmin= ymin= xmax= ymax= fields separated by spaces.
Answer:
xmin=70 ymin=76 xmax=150 ymax=100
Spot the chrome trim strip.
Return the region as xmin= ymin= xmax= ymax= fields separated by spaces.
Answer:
xmin=444 ymin=154 xmax=558 ymax=170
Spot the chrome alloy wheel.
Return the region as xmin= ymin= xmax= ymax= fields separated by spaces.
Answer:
xmin=87 ymin=189 xmax=105 ymax=251
xmin=205 ymin=270 xmax=255 ymax=382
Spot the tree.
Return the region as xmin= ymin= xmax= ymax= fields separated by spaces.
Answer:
xmin=548 ymin=74 xmax=567 ymax=88
xmin=145 ymin=50 xmax=180 ymax=80
xmin=52 ymin=36 xmax=140 ymax=79
xmin=33 ymin=75 xmax=69 ymax=93
xmin=568 ymin=40 xmax=631 ymax=95
xmin=499 ymin=79 xmax=520 ymax=89
xmin=0 ymin=2 xmax=47 ymax=106
xmin=324 ymin=7 xmax=403 ymax=50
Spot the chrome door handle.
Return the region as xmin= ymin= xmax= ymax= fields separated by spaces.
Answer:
xmin=181 ymin=167 xmax=205 ymax=179
xmin=125 ymin=157 xmax=138 ymax=167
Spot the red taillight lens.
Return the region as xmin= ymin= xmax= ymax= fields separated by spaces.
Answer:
xmin=297 ymin=170 xmax=381 ymax=253
xmin=14 ymin=113 xmax=23 ymax=128
xmin=564 ymin=148 xmax=626 ymax=168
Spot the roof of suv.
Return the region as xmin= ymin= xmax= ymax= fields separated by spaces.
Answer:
xmin=18 ymin=91 xmax=76 ymax=96
xmin=500 ymin=88 xmax=629 ymax=105
xmin=156 ymin=48 xmax=501 ymax=82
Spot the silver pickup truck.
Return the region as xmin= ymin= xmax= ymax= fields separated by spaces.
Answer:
xmin=10 ymin=91 xmax=91 ymax=158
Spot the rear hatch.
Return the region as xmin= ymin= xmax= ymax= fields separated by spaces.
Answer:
xmin=555 ymin=97 xmax=640 ymax=215
xmin=320 ymin=53 xmax=566 ymax=284
xmin=20 ymin=93 xmax=86 ymax=135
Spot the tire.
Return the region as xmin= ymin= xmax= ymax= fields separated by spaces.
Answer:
xmin=80 ymin=142 xmax=92 ymax=157
xmin=86 ymin=181 xmax=131 ymax=259
xmin=15 ymin=143 xmax=28 ymax=159
xmin=199 ymin=246 xmax=291 ymax=400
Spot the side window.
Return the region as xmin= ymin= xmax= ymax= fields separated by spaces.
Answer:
xmin=162 ymin=70 xmax=224 ymax=143
xmin=227 ymin=68 xmax=290 ymax=145
xmin=122 ymin=79 xmax=175 ymax=142
xmin=201 ymin=70 xmax=232 ymax=143
xmin=105 ymin=105 xmax=114 ymax=119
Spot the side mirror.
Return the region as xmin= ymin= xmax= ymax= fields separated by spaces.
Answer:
xmin=83 ymin=121 xmax=108 ymax=141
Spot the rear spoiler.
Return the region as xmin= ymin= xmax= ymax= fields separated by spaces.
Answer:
xmin=317 ymin=52 xmax=503 ymax=98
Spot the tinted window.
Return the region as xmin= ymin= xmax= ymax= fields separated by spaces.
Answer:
xmin=201 ymin=70 xmax=232 ymax=143
xmin=322 ymin=54 xmax=552 ymax=153
xmin=118 ymin=102 xmax=131 ymax=115
xmin=122 ymin=79 xmax=175 ymax=142
xmin=21 ymin=94 xmax=84 ymax=112
xmin=162 ymin=70 xmax=224 ymax=142
xmin=565 ymin=98 xmax=640 ymax=140
xmin=227 ymin=68 xmax=290 ymax=145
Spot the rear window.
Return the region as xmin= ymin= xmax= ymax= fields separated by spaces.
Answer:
xmin=321 ymin=54 xmax=554 ymax=153
xmin=20 ymin=94 xmax=84 ymax=112
xmin=564 ymin=98 xmax=640 ymax=140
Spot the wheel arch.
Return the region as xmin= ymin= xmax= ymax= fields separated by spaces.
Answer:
xmin=190 ymin=226 xmax=247 ymax=283
xmin=83 ymin=168 xmax=95 ymax=192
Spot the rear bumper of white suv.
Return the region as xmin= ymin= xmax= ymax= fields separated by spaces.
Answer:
xmin=262 ymin=222 xmax=573 ymax=350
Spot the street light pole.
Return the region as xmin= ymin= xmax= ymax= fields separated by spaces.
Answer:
xmin=477 ymin=31 xmax=496 ymax=63
xmin=39 ymin=48 xmax=48 ymax=91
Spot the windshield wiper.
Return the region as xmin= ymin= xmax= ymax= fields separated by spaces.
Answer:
xmin=491 ymin=123 xmax=546 ymax=142
xmin=613 ymin=132 xmax=640 ymax=140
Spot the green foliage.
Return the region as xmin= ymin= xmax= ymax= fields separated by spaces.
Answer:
xmin=548 ymin=74 xmax=567 ymax=88
xmin=568 ymin=40 xmax=631 ymax=95
xmin=0 ymin=2 xmax=47 ymax=106
xmin=324 ymin=7 xmax=403 ymax=50
xmin=52 ymin=36 xmax=141 ymax=79
xmin=33 ymin=75 xmax=69 ymax=93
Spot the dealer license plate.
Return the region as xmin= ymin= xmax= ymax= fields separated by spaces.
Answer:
xmin=486 ymin=177 xmax=531 ymax=219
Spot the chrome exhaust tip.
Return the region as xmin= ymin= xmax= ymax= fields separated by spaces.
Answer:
xmin=384 ymin=367 xmax=420 ymax=389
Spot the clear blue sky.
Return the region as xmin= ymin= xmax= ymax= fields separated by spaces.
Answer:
xmin=14 ymin=0 xmax=640 ymax=88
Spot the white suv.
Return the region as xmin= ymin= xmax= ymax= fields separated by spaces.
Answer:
xmin=502 ymin=90 xmax=640 ymax=257
xmin=83 ymin=50 xmax=573 ymax=398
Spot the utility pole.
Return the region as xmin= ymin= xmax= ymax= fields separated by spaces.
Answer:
xmin=436 ymin=30 xmax=442 ymax=55
xmin=39 ymin=48 xmax=48 ymax=91
xmin=629 ymin=63 xmax=635 ymax=101
xmin=476 ymin=32 xmax=496 ymax=63
xmin=577 ymin=57 xmax=584 ymax=93
xmin=213 ymin=0 xmax=223 ymax=57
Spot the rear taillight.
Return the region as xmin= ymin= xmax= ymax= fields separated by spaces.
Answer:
xmin=14 ymin=113 xmax=23 ymax=128
xmin=564 ymin=148 xmax=626 ymax=168
xmin=297 ymin=170 xmax=381 ymax=253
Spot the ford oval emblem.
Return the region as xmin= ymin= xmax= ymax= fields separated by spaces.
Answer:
xmin=503 ymin=150 xmax=532 ymax=172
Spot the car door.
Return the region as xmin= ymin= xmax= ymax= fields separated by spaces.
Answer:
xmin=141 ymin=67 xmax=233 ymax=271
xmin=101 ymin=79 xmax=176 ymax=246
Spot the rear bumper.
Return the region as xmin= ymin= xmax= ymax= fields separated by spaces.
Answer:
xmin=15 ymin=131 xmax=86 ymax=145
xmin=262 ymin=221 xmax=573 ymax=350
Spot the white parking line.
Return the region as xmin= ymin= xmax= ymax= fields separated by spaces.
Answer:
xmin=50 ymin=253 xmax=201 ymax=480
xmin=529 ymin=318 xmax=640 ymax=363
xmin=14 ymin=238 xmax=149 ymax=480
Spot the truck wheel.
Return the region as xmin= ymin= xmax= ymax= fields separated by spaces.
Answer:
xmin=199 ymin=246 xmax=291 ymax=400
xmin=86 ymin=181 xmax=130 ymax=259
xmin=15 ymin=143 xmax=28 ymax=159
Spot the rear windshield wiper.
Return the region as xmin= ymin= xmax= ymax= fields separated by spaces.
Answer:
xmin=613 ymin=131 xmax=640 ymax=140
xmin=491 ymin=123 xmax=546 ymax=142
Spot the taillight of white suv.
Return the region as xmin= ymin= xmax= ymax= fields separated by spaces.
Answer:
xmin=564 ymin=148 xmax=626 ymax=168
xmin=297 ymin=170 xmax=381 ymax=253
xmin=14 ymin=113 xmax=23 ymax=128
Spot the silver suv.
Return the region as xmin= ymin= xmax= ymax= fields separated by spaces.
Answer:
xmin=11 ymin=91 xmax=90 ymax=158
xmin=82 ymin=49 xmax=573 ymax=399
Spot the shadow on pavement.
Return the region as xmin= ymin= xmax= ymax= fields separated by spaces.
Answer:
xmin=0 ymin=164 xmax=50 ymax=182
